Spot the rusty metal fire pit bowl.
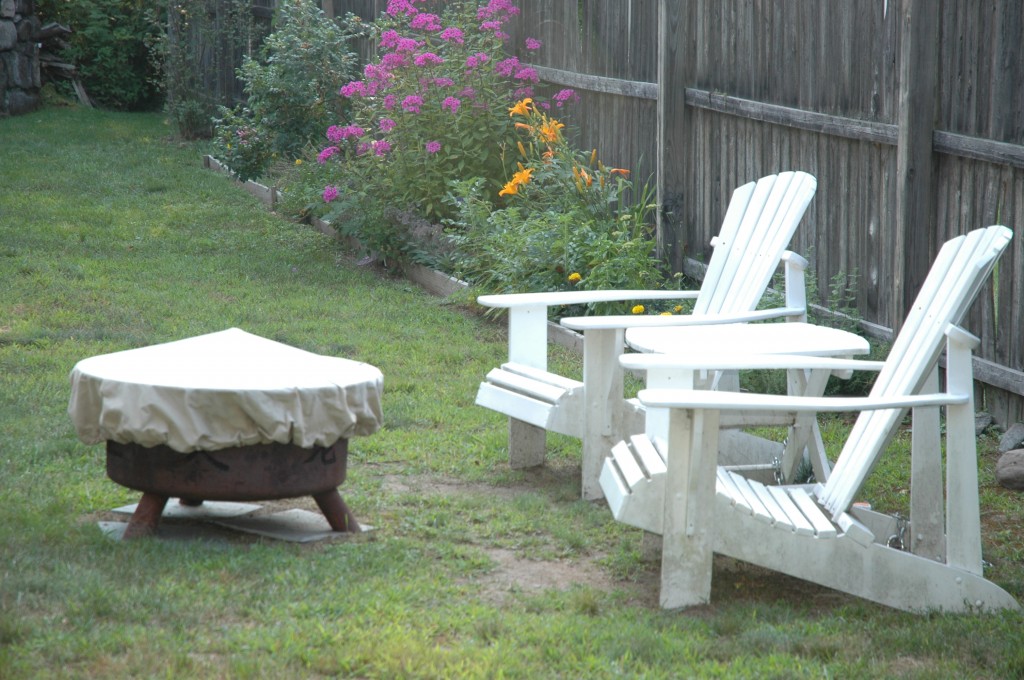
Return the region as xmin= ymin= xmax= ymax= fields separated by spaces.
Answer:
xmin=106 ymin=440 xmax=357 ymax=537
xmin=68 ymin=329 xmax=384 ymax=539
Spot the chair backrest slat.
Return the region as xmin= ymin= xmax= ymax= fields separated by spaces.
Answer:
xmin=820 ymin=226 xmax=1013 ymax=517
xmin=693 ymin=172 xmax=816 ymax=316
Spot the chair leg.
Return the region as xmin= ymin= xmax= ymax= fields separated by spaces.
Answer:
xmin=660 ymin=407 xmax=719 ymax=609
xmin=508 ymin=418 xmax=546 ymax=468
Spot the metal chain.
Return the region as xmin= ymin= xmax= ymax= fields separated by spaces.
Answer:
xmin=887 ymin=513 xmax=908 ymax=551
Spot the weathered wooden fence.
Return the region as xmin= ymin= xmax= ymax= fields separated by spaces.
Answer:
xmin=169 ymin=0 xmax=275 ymax=109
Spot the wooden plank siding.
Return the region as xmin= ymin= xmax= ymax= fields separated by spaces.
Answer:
xmin=323 ymin=0 xmax=1023 ymax=424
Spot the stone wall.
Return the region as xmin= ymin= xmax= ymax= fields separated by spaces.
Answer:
xmin=0 ymin=0 xmax=41 ymax=116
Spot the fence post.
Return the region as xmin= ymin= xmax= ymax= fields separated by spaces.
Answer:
xmin=657 ymin=0 xmax=692 ymax=272
xmin=894 ymin=0 xmax=940 ymax=331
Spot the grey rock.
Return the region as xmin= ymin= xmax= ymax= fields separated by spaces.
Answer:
xmin=975 ymin=412 xmax=993 ymax=437
xmin=995 ymin=449 xmax=1024 ymax=491
xmin=6 ymin=88 xmax=37 ymax=114
xmin=999 ymin=422 xmax=1024 ymax=454
xmin=17 ymin=15 xmax=40 ymax=42
xmin=0 ymin=0 xmax=13 ymax=20
xmin=0 ymin=20 xmax=16 ymax=50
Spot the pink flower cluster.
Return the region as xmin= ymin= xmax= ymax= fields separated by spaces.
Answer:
xmin=477 ymin=0 xmax=519 ymax=37
xmin=409 ymin=12 xmax=441 ymax=31
xmin=317 ymin=146 xmax=339 ymax=164
xmin=385 ymin=0 xmax=423 ymax=17
xmin=553 ymin=88 xmax=579 ymax=107
xmin=442 ymin=96 xmax=460 ymax=113
xmin=465 ymin=52 xmax=489 ymax=70
xmin=477 ymin=0 xmax=520 ymax=21
xmin=326 ymin=125 xmax=365 ymax=142
xmin=402 ymin=95 xmax=424 ymax=113
xmin=414 ymin=52 xmax=444 ymax=67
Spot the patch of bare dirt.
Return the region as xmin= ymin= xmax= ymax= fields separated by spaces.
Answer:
xmin=472 ymin=547 xmax=635 ymax=606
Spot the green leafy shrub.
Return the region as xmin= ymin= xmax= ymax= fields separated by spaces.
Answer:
xmin=298 ymin=0 xmax=549 ymax=265
xmin=443 ymin=99 xmax=671 ymax=316
xmin=211 ymin=106 xmax=273 ymax=183
xmin=37 ymin=0 xmax=163 ymax=110
xmin=212 ymin=0 xmax=367 ymax=180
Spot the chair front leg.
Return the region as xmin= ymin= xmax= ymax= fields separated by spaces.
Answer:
xmin=660 ymin=405 xmax=720 ymax=609
xmin=581 ymin=327 xmax=625 ymax=500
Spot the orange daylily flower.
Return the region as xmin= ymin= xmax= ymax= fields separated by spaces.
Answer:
xmin=539 ymin=119 xmax=564 ymax=143
xmin=508 ymin=98 xmax=533 ymax=117
xmin=499 ymin=166 xmax=535 ymax=197
xmin=511 ymin=167 xmax=534 ymax=185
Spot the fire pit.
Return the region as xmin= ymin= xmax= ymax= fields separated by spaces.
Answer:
xmin=68 ymin=328 xmax=383 ymax=539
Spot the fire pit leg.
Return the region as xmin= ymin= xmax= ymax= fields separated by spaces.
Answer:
xmin=123 ymin=492 xmax=169 ymax=539
xmin=313 ymin=489 xmax=361 ymax=533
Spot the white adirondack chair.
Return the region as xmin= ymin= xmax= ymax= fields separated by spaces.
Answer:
xmin=476 ymin=172 xmax=817 ymax=499
xmin=604 ymin=225 xmax=1017 ymax=613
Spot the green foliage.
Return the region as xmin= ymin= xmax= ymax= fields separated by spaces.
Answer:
xmin=211 ymin=1 xmax=367 ymax=180
xmin=211 ymin=106 xmax=274 ymax=183
xmin=296 ymin=0 xmax=544 ymax=264
xmin=443 ymin=100 xmax=671 ymax=316
xmin=36 ymin=0 xmax=163 ymax=110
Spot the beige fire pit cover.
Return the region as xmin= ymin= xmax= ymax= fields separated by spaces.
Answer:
xmin=69 ymin=328 xmax=384 ymax=453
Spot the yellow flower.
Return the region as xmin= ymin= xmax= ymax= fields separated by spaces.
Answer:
xmin=631 ymin=304 xmax=645 ymax=314
xmin=295 ymin=158 xmax=303 ymax=165
xmin=568 ymin=272 xmax=582 ymax=284
xmin=579 ymin=169 xmax=592 ymax=186
xmin=673 ymin=305 xmax=683 ymax=313
xmin=499 ymin=180 xmax=519 ymax=197
xmin=514 ymin=122 xmax=534 ymax=132
xmin=660 ymin=311 xmax=672 ymax=316
xmin=508 ymin=98 xmax=533 ymax=117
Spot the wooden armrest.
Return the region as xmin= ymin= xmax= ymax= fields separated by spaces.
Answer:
xmin=637 ymin=387 xmax=969 ymax=413
xmin=620 ymin=352 xmax=886 ymax=373
xmin=561 ymin=306 xmax=805 ymax=331
xmin=781 ymin=250 xmax=809 ymax=269
xmin=477 ymin=289 xmax=699 ymax=309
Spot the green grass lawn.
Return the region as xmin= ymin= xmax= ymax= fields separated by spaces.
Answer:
xmin=2 ymin=106 xmax=1023 ymax=678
